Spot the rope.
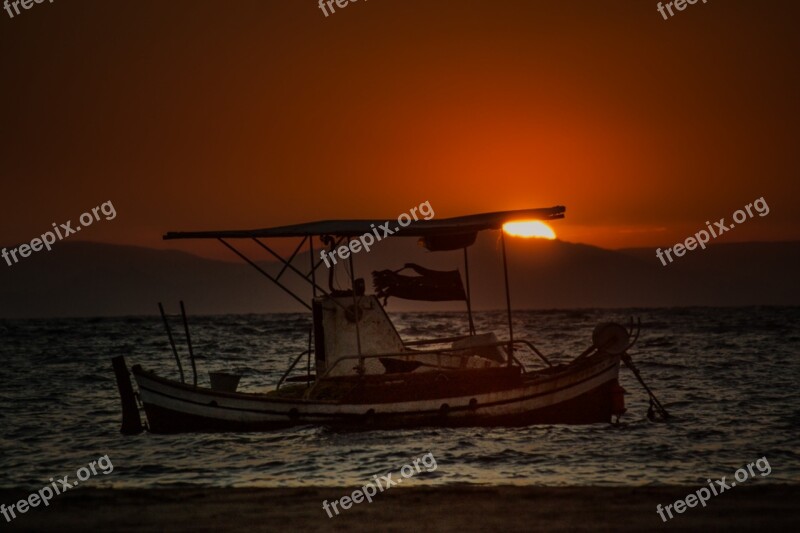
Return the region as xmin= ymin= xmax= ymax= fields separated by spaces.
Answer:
xmin=621 ymin=353 xmax=671 ymax=421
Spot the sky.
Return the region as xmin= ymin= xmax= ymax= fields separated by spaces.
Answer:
xmin=1 ymin=0 xmax=798 ymax=260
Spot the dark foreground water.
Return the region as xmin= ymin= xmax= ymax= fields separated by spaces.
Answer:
xmin=1 ymin=308 xmax=798 ymax=489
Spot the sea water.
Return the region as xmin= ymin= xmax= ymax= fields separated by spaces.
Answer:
xmin=1 ymin=307 xmax=798 ymax=488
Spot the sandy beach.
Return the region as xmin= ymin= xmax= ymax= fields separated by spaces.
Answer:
xmin=1 ymin=485 xmax=797 ymax=532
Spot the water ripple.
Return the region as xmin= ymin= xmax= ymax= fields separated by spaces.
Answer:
xmin=0 ymin=307 xmax=798 ymax=488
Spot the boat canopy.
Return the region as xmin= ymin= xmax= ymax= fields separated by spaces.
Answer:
xmin=158 ymin=205 xmax=566 ymax=363
xmin=163 ymin=206 xmax=565 ymax=240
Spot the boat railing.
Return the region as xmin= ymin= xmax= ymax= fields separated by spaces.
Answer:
xmin=402 ymin=335 xmax=471 ymax=347
xmin=513 ymin=339 xmax=553 ymax=367
xmin=302 ymin=338 xmax=552 ymax=398
xmin=276 ymin=349 xmax=310 ymax=390
xmin=403 ymin=337 xmax=551 ymax=368
xmin=405 ymin=338 xmax=552 ymax=369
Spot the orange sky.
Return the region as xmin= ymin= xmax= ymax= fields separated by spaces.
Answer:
xmin=1 ymin=1 xmax=798 ymax=260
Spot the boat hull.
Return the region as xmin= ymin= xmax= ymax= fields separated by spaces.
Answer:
xmin=132 ymin=353 xmax=622 ymax=433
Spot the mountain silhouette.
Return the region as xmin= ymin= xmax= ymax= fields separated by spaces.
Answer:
xmin=0 ymin=237 xmax=797 ymax=318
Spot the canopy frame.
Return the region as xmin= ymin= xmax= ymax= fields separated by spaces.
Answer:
xmin=168 ymin=207 xmax=566 ymax=370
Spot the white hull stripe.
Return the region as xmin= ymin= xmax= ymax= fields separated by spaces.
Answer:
xmin=136 ymin=359 xmax=619 ymax=422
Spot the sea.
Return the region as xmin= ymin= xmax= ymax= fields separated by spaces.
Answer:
xmin=1 ymin=307 xmax=798 ymax=489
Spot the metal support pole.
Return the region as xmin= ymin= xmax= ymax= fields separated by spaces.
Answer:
xmin=252 ymin=238 xmax=328 ymax=295
xmin=218 ymin=238 xmax=311 ymax=310
xmin=347 ymin=237 xmax=364 ymax=375
xmin=500 ymin=232 xmax=514 ymax=366
xmin=158 ymin=302 xmax=184 ymax=383
xmin=308 ymin=238 xmax=316 ymax=382
xmin=309 ymin=238 xmax=317 ymax=299
xmin=253 ymin=239 xmax=325 ymax=294
xmin=306 ymin=326 xmax=313 ymax=382
xmin=273 ymin=236 xmax=307 ymax=281
xmin=463 ymin=247 xmax=476 ymax=336
xmin=180 ymin=300 xmax=198 ymax=387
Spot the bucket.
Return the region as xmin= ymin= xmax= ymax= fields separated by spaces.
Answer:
xmin=208 ymin=372 xmax=241 ymax=393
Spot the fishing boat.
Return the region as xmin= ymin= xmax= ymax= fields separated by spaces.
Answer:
xmin=112 ymin=207 xmax=668 ymax=434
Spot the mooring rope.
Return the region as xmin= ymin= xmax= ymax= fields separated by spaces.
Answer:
xmin=621 ymin=353 xmax=671 ymax=421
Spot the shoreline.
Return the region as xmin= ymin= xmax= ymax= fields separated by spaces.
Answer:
xmin=2 ymin=485 xmax=798 ymax=532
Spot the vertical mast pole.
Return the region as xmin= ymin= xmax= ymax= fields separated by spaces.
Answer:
xmin=347 ymin=237 xmax=364 ymax=374
xmin=463 ymin=247 xmax=476 ymax=336
xmin=308 ymin=236 xmax=316 ymax=381
xmin=500 ymin=232 xmax=514 ymax=366
xmin=179 ymin=300 xmax=198 ymax=387
xmin=158 ymin=302 xmax=185 ymax=383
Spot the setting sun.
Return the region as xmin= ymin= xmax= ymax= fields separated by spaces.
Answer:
xmin=503 ymin=220 xmax=557 ymax=239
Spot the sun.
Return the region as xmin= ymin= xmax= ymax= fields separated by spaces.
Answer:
xmin=502 ymin=220 xmax=557 ymax=239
